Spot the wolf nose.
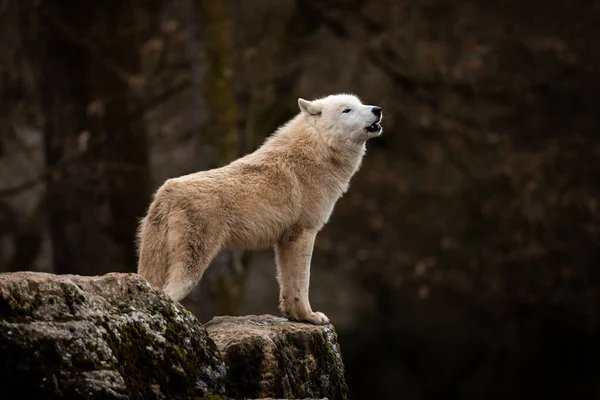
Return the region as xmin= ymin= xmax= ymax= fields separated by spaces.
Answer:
xmin=372 ymin=106 xmax=382 ymax=117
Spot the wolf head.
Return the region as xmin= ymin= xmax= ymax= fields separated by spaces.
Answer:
xmin=298 ymin=94 xmax=383 ymax=145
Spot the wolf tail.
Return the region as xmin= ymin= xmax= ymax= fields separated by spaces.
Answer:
xmin=136 ymin=192 xmax=171 ymax=289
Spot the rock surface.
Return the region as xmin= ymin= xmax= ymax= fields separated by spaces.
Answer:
xmin=0 ymin=272 xmax=226 ymax=399
xmin=205 ymin=315 xmax=348 ymax=400
xmin=0 ymin=272 xmax=348 ymax=399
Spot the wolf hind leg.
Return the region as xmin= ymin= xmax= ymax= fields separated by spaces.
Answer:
xmin=161 ymin=212 xmax=222 ymax=302
xmin=162 ymin=267 xmax=204 ymax=302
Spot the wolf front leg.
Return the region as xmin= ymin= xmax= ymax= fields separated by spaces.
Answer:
xmin=275 ymin=229 xmax=329 ymax=325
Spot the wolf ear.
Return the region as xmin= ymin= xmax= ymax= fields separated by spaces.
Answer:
xmin=298 ymin=98 xmax=321 ymax=116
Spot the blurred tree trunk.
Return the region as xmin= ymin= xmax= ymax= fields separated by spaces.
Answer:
xmin=195 ymin=0 xmax=240 ymax=163
xmin=36 ymin=1 xmax=152 ymax=275
xmin=187 ymin=0 xmax=247 ymax=316
xmin=89 ymin=2 xmax=153 ymax=270
xmin=38 ymin=0 xmax=97 ymax=275
xmin=5 ymin=197 xmax=45 ymax=273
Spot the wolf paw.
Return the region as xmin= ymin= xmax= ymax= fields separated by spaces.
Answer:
xmin=300 ymin=311 xmax=330 ymax=325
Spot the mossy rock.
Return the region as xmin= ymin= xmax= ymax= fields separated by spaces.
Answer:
xmin=0 ymin=272 xmax=226 ymax=399
xmin=205 ymin=315 xmax=348 ymax=400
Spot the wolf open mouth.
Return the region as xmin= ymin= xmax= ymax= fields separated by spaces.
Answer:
xmin=366 ymin=120 xmax=382 ymax=133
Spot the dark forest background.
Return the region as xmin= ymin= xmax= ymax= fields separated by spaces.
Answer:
xmin=1 ymin=0 xmax=600 ymax=398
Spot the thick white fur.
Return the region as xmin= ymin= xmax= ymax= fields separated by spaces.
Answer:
xmin=137 ymin=94 xmax=383 ymax=324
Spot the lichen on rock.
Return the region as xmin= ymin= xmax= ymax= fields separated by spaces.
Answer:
xmin=205 ymin=315 xmax=348 ymax=400
xmin=0 ymin=272 xmax=348 ymax=400
xmin=0 ymin=271 xmax=226 ymax=399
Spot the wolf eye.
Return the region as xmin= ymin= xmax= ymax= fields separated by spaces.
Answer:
xmin=342 ymin=108 xmax=352 ymax=113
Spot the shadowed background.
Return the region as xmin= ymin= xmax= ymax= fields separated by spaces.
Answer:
xmin=1 ymin=0 xmax=600 ymax=398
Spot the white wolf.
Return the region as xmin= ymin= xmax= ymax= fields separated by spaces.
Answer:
xmin=137 ymin=94 xmax=383 ymax=324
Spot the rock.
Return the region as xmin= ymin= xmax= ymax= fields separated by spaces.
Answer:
xmin=205 ymin=315 xmax=348 ymax=400
xmin=0 ymin=272 xmax=348 ymax=400
xmin=0 ymin=271 xmax=226 ymax=399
